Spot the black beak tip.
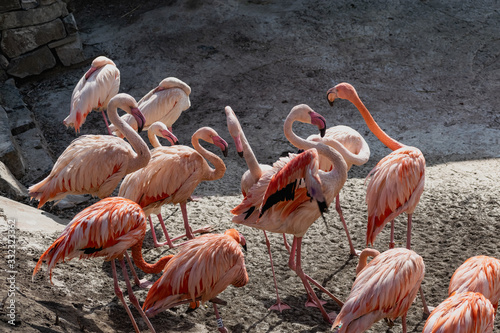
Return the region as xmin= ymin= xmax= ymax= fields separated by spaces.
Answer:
xmin=174 ymin=140 xmax=179 ymax=145
xmin=243 ymin=244 xmax=247 ymax=252
xmin=238 ymin=151 xmax=244 ymax=158
xmin=137 ymin=125 xmax=144 ymax=134
xmin=222 ymin=147 xmax=228 ymax=157
xmin=328 ymin=100 xmax=334 ymax=107
xmin=320 ymin=127 xmax=326 ymax=138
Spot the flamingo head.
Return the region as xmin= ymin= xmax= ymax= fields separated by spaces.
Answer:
xmin=149 ymin=122 xmax=179 ymax=145
xmin=85 ymin=56 xmax=116 ymax=80
xmin=213 ymin=135 xmax=229 ymax=157
xmin=130 ymin=107 xmax=146 ymax=133
xmin=326 ymin=82 xmax=358 ymax=106
xmin=224 ymin=106 xmax=244 ymax=158
xmin=225 ymin=229 xmax=247 ymax=252
xmin=309 ymin=111 xmax=326 ymax=138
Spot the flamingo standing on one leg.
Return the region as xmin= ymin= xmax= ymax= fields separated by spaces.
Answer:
xmin=232 ymin=104 xmax=349 ymax=323
xmin=33 ymin=197 xmax=173 ymax=333
xmin=111 ymin=77 xmax=191 ymax=138
xmin=64 ymin=56 xmax=120 ymax=135
xmin=142 ymin=229 xmax=248 ymax=333
xmin=307 ymin=125 xmax=370 ymax=256
xmin=119 ymin=126 xmax=228 ymax=247
xmin=29 ymin=93 xmax=151 ymax=208
xmin=448 ymin=255 xmax=500 ymax=313
xmin=225 ymin=105 xmax=290 ymax=312
xmin=332 ymin=248 xmax=425 ymax=333
xmin=422 ymin=292 xmax=495 ymax=333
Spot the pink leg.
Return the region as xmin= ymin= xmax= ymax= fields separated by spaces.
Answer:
xmin=263 ymin=231 xmax=290 ymax=312
xmin=212 ymin=302 xmax=228 ymax=333
xmin=180 ymin=202 xmax=195 ymax=239
xmin=101 ymin=110 xmax=112 ymax=135
xmin=156 ymin=212 xmax=212 ymax=246
xmin=110 ymin=260 xmax=141 ymax=333
xmin=402 ymin=313 xmax=407 ymax=333
xmin=406 ymin=213 xmax=412 ymax=250
xmin=389 ymin=220 xmax=395 ymax=249
xmin=283 ymin=233 xmax=291 ymax=253
xmin=119 ymin=258 xmax=157 ymax=333
xmin=335 ymin=194 xmax=359 ymax=256
xmin=149 ymin=215 xmax=175 ymax=248
xmin=124 ymin=251 xmax=153 ymax=289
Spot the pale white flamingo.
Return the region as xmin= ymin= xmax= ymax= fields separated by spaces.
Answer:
xmin=29 ymin=93 xmax=150 ymax=208
xmin=423 ymin=292 xmax=495 ymax=333
xmin=64 ymin=56 xmax=120 ymax=134
xmin=232 ymin=104 xmax=349 ymax=323
xmin=111 ymin=77 xmax=191 ymax=138
xmin=448 ymin=255 xmax=500 ymax=313
xmin=119 ymin=126 xmax=228 ymax=247
xmin=142 ymin=229 xmax=248 ymax=333
xmin=332 ymin=248 xmax=425 ymax=333
xmin=33 ymin=197 xmax=174 ymax=333
xmin=307 ymin=125 xmax=370 ymax=256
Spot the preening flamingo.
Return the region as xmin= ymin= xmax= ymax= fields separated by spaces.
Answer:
xmin=142 ymin=229 xmax=248 ymax=333
xmin=33 ymin=197 xmax=173 ymax=333
xmin=64 ymin=56 xmax=120 ymax=134
xmin=448 ymin=255 xmax=500 ymax=313
xmin=307 ymin=125 xmax=370 ymax=256
xmin=111 ymin=77 xmax=191 ymax=138
xmin=225 ymin=105 xmax=289 ymax=312
xmin=119 ymin=126 xmax=228 ymax=247
xmin=29 ymin=93 xmax=150 ymax=208
xmin=332 ymin=248 xmax=425 ymax=333
xmin=327 ymin=82 xmax=425 ymax=250
xmin=232 ymin=104 xmax=348 ymax=323
xmin=422 ymin=292 xmax=495 ymax=333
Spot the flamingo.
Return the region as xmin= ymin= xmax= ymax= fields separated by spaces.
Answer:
xmin=110 ymin=77 xmax=191 ymax=138
xmin=332 ymin=248 xmax=425 ymax=333
xmin=448 ymin=255 xmax=500 ymax=313
xmin=232 ymin=104 xmax=349 ymax=323
xmin=33 ymin=197 xmax=173 ymax=333
xmin=225 ymin=105 xmax=289 ymax=312
xmin=422 ymin=292 xmax=495 ymax=333
xmin=119 ymin=126 xmax=228 ymax=247
xmin=327 ymin=82 xmax=425 ymax=250
xmin=64 ymin=56 xmax=120 ymax=135
xmin=142 ymin=229 xmax=248 ymax=333
xmin=307 ymin=125 xmax=370 ymax=256
xmin=29 ymin=93 xmax=151 ymax=208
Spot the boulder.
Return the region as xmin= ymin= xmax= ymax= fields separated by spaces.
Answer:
xmin=0 ymin=161 xmax=28 ymax=200
xmin=6 ymin=46 xmax=57 ymax=78
xmin=0 ymin=105 xmax=26 ymax=179
xmin=52 ymin=34 xmax=85 ymax=66
xmin=1 ymin=1 xmax=68 ymax=30
xmin=0 ymin=0 xmax=21 ymax=13
xmin=0 ymin=80 xmax=35 ymax=135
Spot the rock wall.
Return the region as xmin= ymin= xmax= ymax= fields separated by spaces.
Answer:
xmin=0 ymin=0 xmax=84 ymax=81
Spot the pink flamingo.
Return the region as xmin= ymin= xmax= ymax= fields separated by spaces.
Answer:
xmin=33 ymin=197 xmax=173 ymax=333
xmin=232 ymin=104 xmax=348 ymax=323
xmin=307 ymin=125 xmax=370 ymax=256
xmin=448 ymin=255 xmax=500 ymax=313
xmin=64 ymin=56 xmax=120 ymax=135
xmin=142 ymin=229 xmax=248 ymax=333
xmin=119 ymin=126 xmax=228 ymax=247
xmin=423 ymin=292 xmax=495 ymax=333
xmin=111 ymin=77 xmax=191 ymax=138
xmin=332 ymin=248 xmax=425 ymax=333
xmin=29 ymin=93 xmax=150 ymax=208
xmin=225 ymin=105 xmax=289 ymax=312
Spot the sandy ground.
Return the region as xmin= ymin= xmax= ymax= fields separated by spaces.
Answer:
xmin=1 ymin=0 xmax=500 ymax=332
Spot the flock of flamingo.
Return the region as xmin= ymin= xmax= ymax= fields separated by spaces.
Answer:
xmin=29 ymin=56 xmax=500 ymax=333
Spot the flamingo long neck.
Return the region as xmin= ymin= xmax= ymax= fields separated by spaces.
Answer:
xmin=107 ymin=101 xmax=151 ymax=173
xmin=191 ymin=135 xmax=226 ymax=181
xmin=348 ymin=94 xmax=404 ymax=151
xmin=356 ymin=248 xmax=380 ymax=275
xmin=148 ymin=132 xmax=161 ymax=148
xmin=240 ymin=129 xmax=263 ymax=181
xmin=130 ymin=238 xmax=173 ymax=274
xmin=320 ymin=136 xmax=370 ymax=168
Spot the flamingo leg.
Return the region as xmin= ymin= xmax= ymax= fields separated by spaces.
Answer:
xmin=110 ymin=260 xmax=141 ymax=333
xmin=124 ymin=251 xmax=153 ymax=289
xmin=149 ymin=215 xmax=175 ymax=248
xmin=180 ymin=202 xmax=195 ymax=239
xmin=389 ymin=220 xmax=395 ymax=249
xmin=119 ymin=258 xmax=156 ymax=333
xmin=153 ymin=213 xmax=212 ymax=248
xmin=101 ymin=109 xmax=112 ymax=135
xmin=406 ymin=213 xmax=412 ymax=250
xmin=283 ymin=233 xmax=291 ymax=253
xmin=402 ymin=313 xmax=407 ymax=333
xmin=212 ymin=302 xmax=228 ymax=333
xmin=335 ymin=194 xmax=360 ymax=256
xmin=263 ymin=230 xmax=290 ymax=312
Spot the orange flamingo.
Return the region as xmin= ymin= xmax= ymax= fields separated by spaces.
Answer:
xmin=232 ymin=104 xmax=348 ymax=323
xmin=33 ymin=197 xmax=173 ymax=333
xmin=225 ymin=105 xmax=289 ymax=312
xmin=448 ymin=255 xmax=500 ymax=313
xmin=422 ymin=292 xmax=495 ymax=333
xmin=142 ymin=229 xmax=248 ymax=333
xmin=332 ymin=248 xmax=425 ymax=333
xmin=111 ymin=77 xmax=191 ymax=138
xmin=29 ymin=93 xmax=151 ymax=208
xmin=119 ymin=126 xmax=227 ymax=247
xmin=64 ymin=56 xmax=120 ymax=134
xmin=307 ymin=125 xmax=370 ymax=256
xmin=327 ymin=82 xmax=425 ymax=250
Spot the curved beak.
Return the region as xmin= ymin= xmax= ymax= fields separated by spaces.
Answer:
xmin=233 ymin=135 xmax=244 ymax=158
xmin=310 ymin=111 xmax=327 ymax=138
xmin=239 ymin=233 xmax=247 ymax=252
xmin=160 ymin=129 xmax=179 ymax=145
xmin=326 ymin=88 xmax=337 ymax=107
xmin=214 ymin=136 xmax=229 ymax=157
xmin=131 ymin=107 xmax=146 ymax=133
xmin=84 ymin=66 xmax=98 ymax=80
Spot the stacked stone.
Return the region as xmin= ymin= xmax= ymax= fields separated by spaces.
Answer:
xmin=0 ymin=0 xmax=85 ymax=80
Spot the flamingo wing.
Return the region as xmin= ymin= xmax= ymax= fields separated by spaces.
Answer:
xmin=29 ymin=135 xmax=133 ymax=208
xmin=365 ymin=146 xmax=425 ymax=245
xmin=423 ymin=292 xmax=495 ymax=333
xmin=33 ymin=197 xmax=146 ymax=282
xmin=65 ymin=64 xmax=120 ymax=132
